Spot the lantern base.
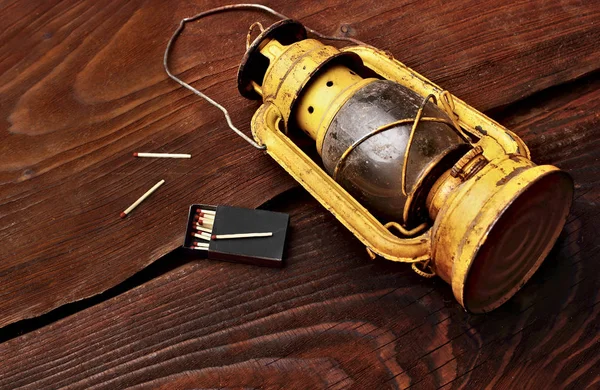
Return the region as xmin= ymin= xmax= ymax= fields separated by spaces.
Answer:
xmin=431 ymin=155 xmax=573 ymax=313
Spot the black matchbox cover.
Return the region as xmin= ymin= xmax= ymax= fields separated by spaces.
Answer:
xmin=183 ymin=204 xmax=290 ymax=267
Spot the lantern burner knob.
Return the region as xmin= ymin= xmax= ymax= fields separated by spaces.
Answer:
xmin=450 ymin=145 xmax=488 ymax=181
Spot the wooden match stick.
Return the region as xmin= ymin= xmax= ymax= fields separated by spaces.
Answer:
xmin=194 ymin=225 xmax=212 ymax=234
xmin=120 ymin=179 xmax=165 ymax=218
xmin=196 ymin=222 xmax=214 ymax=230
xmin=194 ymin=215 xmax=214 ymax=223
xmin=195 ymin=210 xmax=215 ymax=218
xmin=191 ymin=232 xmax=211 ymax=241
xmin=133 ymin=152 xmax=191 ymax=159
xmin=192 ymin=241 xmax=209 ymax=250
xmin=211 ymin=232 xmax=273 ymax=240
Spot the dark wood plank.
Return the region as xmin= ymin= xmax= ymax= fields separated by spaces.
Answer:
xmin=1 ymin=0 xmax=598 ymax=329
xmin=437 ymin=73 xmax=600 ymax=390
xmin=1 ymin=74 xmax=598 ymax=388
xmin=0 ymin=0 xmax=300 ymax=328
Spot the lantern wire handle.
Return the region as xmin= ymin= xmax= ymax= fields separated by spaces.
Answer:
xmin=401 ymin=94 xmax=437 ymax=196
xmin=440 ymin=91 xmax=473 ymax=142
xmin=164 ymin=3 xmax=367 ymax=150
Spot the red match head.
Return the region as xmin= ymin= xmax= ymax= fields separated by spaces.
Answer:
xmin=132 ymin=152 xmax=138 ymax=157
xmin=120 ymin=212 xmax=127 ymax=218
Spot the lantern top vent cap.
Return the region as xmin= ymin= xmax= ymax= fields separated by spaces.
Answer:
xmin=238 ymin=19 xmax=307 ymax=100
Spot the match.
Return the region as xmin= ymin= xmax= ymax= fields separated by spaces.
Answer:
xmin=196 ymin=222 xmax=214 ymax=230
xmin=211 ymin=232 xmax=273 ymax=240
xmin=194 ymin=216 xmax=214 ymax=224
xmin=120 ymin=179 xmax=165 ymax=218
xmin=195 ymin=210 xmax=216 ymax=219
xmin=133 ymin=152 xmax=191 ymax=159
xmin=194 ymin=225 xmax=212 ymax=234
xmin=192 ymin=231 xmax=211 ymax=241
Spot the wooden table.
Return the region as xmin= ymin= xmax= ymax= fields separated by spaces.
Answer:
xmin=1 ymin=0 xmax=598 ymax=388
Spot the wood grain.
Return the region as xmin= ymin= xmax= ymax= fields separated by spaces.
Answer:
xmin=0 ymin=0 xmax=598 ymax=333
xmin=0 ymin=0 xmax=301 ymax=328
xmin=1 ymin=73 xmax=598 ymax=388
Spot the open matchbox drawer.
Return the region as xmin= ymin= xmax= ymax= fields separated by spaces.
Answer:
xmin=183 ymin=204 xmax=290 ymax=268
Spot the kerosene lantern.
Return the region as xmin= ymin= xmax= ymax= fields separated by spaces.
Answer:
xmin=165 ymin=12 xmax=574 ymax=313
xmin=235 ymin=19 xmax=573 ymax=313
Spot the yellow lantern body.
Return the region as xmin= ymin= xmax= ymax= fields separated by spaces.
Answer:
xmin=238 ymin=20 xmax=573 ymax=312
